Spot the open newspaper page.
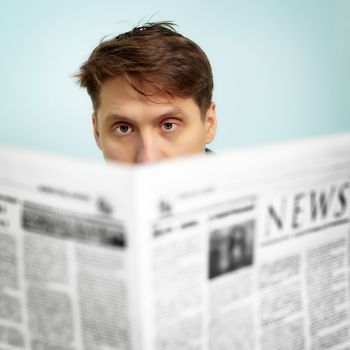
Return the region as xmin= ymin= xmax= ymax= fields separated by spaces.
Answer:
xmin=134 ymin=133 xmax=350 ymax=350
xmin=0 ymin=148 xmax=142 ymax=350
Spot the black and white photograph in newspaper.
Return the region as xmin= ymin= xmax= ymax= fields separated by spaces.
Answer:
xmin=209 ymin=220 xmax=255 ymax=279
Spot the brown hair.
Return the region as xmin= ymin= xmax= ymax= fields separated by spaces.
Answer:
xmin=75 ymin=21 xmax=213 ymax=116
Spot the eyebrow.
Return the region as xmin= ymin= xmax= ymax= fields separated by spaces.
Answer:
xmin=104 ymin=107 xmax=187 ymax=123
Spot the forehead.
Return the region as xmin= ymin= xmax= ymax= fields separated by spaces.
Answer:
xmin=97 ymin=77 xmax=201 ymax=121
xmin=100 ymin=76 xmax=170 ymax=105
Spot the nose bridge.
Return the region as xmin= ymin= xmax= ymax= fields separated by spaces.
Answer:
xmin=136 ymin=128 xmax=161 ymax=163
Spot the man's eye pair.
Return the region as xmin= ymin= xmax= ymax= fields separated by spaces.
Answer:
xmin=115 ymin=122 xmax=177 ymax=135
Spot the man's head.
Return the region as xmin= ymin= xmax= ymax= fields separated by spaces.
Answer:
xmin=76 ymin=21 xmax=216 ymax=163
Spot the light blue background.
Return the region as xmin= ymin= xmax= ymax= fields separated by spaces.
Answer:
xmin=1 ymin=0 xmax=349 ymax=160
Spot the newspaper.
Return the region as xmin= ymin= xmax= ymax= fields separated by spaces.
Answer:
xmin=0 ymin=132 xmax=350 ymax=350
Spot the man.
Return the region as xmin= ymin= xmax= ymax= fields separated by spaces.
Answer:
xmin=76 ymin=21 xmax=217 ymax=163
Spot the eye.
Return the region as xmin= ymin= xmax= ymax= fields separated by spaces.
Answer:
xmin=114 ymin=123 xmax=134 ymax=135
xmin=161 ymin=121 xmax=178 ymax=132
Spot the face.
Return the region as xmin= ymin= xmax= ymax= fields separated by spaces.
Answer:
xmin=93 ymin=77 xmax=217 ymax=164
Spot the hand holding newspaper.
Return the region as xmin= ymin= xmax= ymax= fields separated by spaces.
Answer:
xmin=0 ymin=133 xmax=350 ymax=350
